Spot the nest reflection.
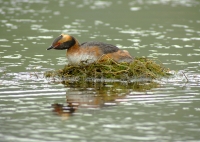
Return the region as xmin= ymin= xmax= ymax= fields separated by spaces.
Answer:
xmin=52 ymin=81 xmax=159 ymax=119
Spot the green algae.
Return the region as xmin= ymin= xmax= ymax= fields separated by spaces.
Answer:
xmin=44 ymin=57 xmax=171 ymax=83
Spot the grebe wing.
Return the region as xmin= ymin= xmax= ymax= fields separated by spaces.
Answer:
xmin=80 ymin=41 xmax=119 ymax=54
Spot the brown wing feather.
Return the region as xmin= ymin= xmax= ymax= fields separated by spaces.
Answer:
xmin=80 ymin=42 xmax=119 ymax=54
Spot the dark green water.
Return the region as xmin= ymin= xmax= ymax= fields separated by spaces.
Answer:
xmin=0 ymin=0 xmax=200 ymax=141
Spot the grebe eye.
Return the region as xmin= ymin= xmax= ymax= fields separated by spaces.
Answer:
xmin=52 ymin=35 xmax=63 ymax=46
xmin=55 ymin=42 xmax=61 ymax=47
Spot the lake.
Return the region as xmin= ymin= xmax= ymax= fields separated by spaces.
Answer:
xmin=0 ymin=0 xmax=200 ymax=141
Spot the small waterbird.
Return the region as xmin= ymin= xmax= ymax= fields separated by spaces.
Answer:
xmin=47 ymin=34 xmax=133 ymax=65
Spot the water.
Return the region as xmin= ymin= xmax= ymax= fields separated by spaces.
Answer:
xmin=0 ymin=0 xmax=200 ymax=141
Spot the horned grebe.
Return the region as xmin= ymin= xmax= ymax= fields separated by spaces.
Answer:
xmin=47 ymin=34 xmax=133 ymax=65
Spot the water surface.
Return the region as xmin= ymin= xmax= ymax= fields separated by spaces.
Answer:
xmin=0 ymin=0 xmax=200 ymax=141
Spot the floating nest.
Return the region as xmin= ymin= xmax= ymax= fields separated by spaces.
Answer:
xmin=44 ymin=57 xmax=171 ymax=83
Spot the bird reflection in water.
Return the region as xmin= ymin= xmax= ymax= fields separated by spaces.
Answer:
xmin=52 ymin=81 xmax=159 ymax=120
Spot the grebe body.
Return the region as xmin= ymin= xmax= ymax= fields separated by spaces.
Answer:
xmin=47 ymin=34 xmax=133 ymax=65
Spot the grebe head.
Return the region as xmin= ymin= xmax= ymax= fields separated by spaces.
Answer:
xmin=47 ymin=34 xmax=76 ymax=50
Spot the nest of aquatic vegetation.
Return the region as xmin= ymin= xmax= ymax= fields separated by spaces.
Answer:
xmin=44 ymin=57 xmax=171 ymax=82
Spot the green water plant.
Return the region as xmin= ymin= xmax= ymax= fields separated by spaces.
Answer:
xmin=44 ymin=57 xmax=171 ymax=83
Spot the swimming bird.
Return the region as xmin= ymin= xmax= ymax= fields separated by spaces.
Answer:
xmin=47 ymin=34 xmax=133 ymax=65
